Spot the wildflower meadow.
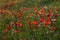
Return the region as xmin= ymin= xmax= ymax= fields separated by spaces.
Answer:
xmin=0 ymin=0 xmax=60 ymax=40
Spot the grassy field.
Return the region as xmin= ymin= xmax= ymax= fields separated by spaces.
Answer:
xmin=0 ymin=0 xmax=60 ymax=40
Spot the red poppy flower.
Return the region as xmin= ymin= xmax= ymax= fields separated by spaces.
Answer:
xmin=40 ymin=19 xmax=44 ymax=22
xmin=47 ymin=13 xmax=52 ymax=17
xmin=43 ymin=19 xmax=51 ymax=26
xmin=54 ymin=14 xmax=58 ymax=17
xmin=5 ymin=26 xmax=11 ymax=30
xmin=40 ymin=8 xmax=45 ymax=14
xmin=50 ymin=27 xmax=56 ymax=31
xmin=16 ymin=22 xmax=22 ymax=27
xmin=32 ymin=21 xmax=38 ymax=25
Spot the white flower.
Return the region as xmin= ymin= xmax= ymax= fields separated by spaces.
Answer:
xmin=51 ymin=19 xmax=56 ymax=21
